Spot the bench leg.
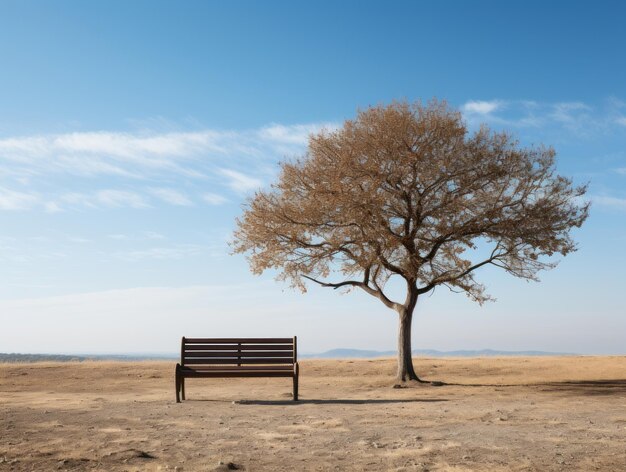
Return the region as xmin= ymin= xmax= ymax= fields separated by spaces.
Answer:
xmin=181 ymin=377 xmax=186 ymax=401
xmin=293 ymin=364 xmax=299 ymax=401
xmin=175 ymin=364 xmax=181 ymax=403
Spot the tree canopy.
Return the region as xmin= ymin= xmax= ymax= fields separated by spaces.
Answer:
xmin=233 ymin=100 xmax=589 ymax=381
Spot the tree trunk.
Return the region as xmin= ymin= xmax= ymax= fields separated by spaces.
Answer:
xmin=396 ymin=309 xmax=423 ymax=382
xmin=396 ymin=282 xmax=427 ymax=383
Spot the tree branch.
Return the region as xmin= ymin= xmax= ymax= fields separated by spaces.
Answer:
xmin=417 ymin=244 xmax=504 ymax=295
xmin=302 ymin=274 xmax=401 ymax=311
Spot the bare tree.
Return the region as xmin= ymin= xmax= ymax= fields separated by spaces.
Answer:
xmin=233 ymin=100 xmax=589 ymax=384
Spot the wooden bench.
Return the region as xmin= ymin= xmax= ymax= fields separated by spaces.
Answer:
xmin=175 ymin=337 xmax=299 ymax=402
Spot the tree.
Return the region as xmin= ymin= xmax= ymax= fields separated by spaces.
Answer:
xmin=232 ymin=100 xmax=589 ymax=384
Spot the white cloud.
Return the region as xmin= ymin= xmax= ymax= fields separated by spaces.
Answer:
xmin=549 ymin=102 xmax=591 ymax=123
xmin=462 ymin=100 xmax=504 ymax=115
xmin=44 ymin=201 xmax=62 ymax=213
xmin=60 ymin=192 xmax=97 ymax=207
xmin=459 ymin=99 xmax=626 ymax=136
xmin=0 ymin=187 xmax=39 ymax=210
xmin=258 ymin=123 xmax=336 ymax=146
xmin=219 ymin=169 xmax=263 ymax=193
xmin=68 ymin=237 xmax=90 ymax=244
xmin=51 ymin=130 xmax=226 ymax=158
xmin=592 ymin=195 xmax=626 ymax=210
xmin=0 ymin=123 xmax=330 ymax=184
xmin=144 ymin=231 xmax=166 ymax=240
xmin=149 ymin=187 xmax=193 ymax=206
xmin=96 ymin=190 xmax=149 ymax=209
xmin=0 ymin=121 xmax=333 ymax=212
xmin=108 ymin=231 xmax=166 ymax=241
xmin=116 ymin=244 xmax=218 ymax=261
xmin=202 ymin=192 xmax=228 ymax=205
xmin=58 ymin=189 xmax=149 ymax=209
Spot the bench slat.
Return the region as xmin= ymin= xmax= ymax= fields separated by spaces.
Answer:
xmin=181 ymin=365 xmax=293 ymax=371
xmin=183 ymin=358 xmax=293 ymax=365
xmin=184 ymin=338 xmax=293 ymax=344
xmin=181 ymin=370 xmax=294 ymax=378
xmin=184 ymin=344 xmax=295 ymax=351
xmin=184 ymin=351 xmax=293 ymax=358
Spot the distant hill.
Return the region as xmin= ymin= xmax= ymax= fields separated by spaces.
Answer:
xmin=0 ymin=353 xmax=90 ymax=363
xmin=300 ymin=348 xmax=396 ymax=359
xmin=0 ymin=353 xmax=175 ymax=363
xmin=300 ymin=348 xmax=576 ymax=359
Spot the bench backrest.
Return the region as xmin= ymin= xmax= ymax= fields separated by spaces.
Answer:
xmin=180 ymin=337 xmax=297 ymax=367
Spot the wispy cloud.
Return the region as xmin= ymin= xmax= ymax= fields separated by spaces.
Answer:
xmin=219 ymin=169 xmax=263 ymax=194
xmin=44 ymin=201 xmax=62 ymax=213
xmin=149 ymin=187 xmax=193 ymax=206
xmin=0 ymin=122 xmax=332 ymax=212
xmin=460 ymin=99 xmax=624 ymax=135
xmin=60 ymin=189 xmax=149 ymax=209
xmin=144 ymin=231 xmax=166 ymax=240
xmin=108 ymin=234 xmax=128 ymax=240
xmin=591 ymin=195 xmax=626 ymax=210
xmin=549 ymin=102 xmax=591 ymax=123
xmin=96 ymin=190 xmax=149 ymax=209
xmin=68 ymin=237 xmax=90 ymax=244
xmin=0 ymin=187 xmax=39 ymax=210
xmin=116 ymin=243 xmax=220 ymax=261
xmin=258 ymin=123 xmax=337 ymax=146
xmin=202 ymin=192 xmax=228 ymax=205
xmin=462 ymin=100 xmax=504 ymax=115
xmin=0 ymin=123 xmax=329 ymax=181
xmin=108 ymin=231 xmax=166 ymax=241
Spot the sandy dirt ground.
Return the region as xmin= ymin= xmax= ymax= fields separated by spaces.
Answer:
xmin=1 ymin=357 xmax=626 ymax=471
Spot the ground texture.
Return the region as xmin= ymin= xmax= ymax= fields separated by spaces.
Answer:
xmin=1 ymin=357 xmax=626 ymax=471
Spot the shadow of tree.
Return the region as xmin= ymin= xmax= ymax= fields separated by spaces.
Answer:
xmin=537 ymin=379 xmax=626 ymax=396
xmin=442 ymin=379 xmax=626 ymax=396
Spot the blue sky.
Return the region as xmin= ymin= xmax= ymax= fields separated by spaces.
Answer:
xmin=1 ymin=1 xmax=625 ymax=355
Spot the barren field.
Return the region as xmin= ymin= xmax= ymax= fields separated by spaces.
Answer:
xmin=1 ymin=357 xmax=626 ymax=471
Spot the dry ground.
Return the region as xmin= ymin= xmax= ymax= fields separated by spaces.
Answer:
xmin=1 ymin=357 xmax=626 ymax=471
